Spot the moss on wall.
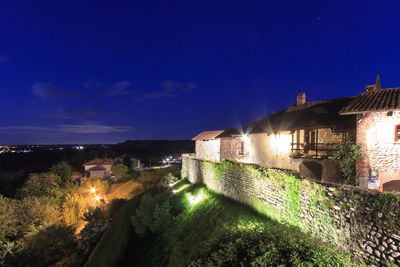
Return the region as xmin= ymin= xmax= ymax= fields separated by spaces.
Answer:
xmin=183 ymin=155 xmax=400 ymax=265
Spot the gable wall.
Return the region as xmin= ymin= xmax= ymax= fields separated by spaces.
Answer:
xmin=356 ymin=111 xmax=400 ymax=191
xmin=195 ymin=139 xmax=221 ymax=162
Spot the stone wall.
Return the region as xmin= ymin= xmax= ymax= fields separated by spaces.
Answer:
xmin=182 ymin=154 xmax=400 ymax=266
xmin=356 ymin=111 xmax=400 ymax=190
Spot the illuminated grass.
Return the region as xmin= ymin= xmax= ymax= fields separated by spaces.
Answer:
xmin=132 ymin=180 xmax=355 ymax=266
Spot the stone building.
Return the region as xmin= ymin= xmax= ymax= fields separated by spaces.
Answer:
xmin=340 ymin=81 xmax=400 ymax=191
xmin=193 ymin=76 xmax=400 ymax=191
xmin=83 ymin=158 xmax=113 ymax=179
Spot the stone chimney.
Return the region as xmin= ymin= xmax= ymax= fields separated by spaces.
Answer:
xmin=297 ymin=93 xmax=306 ymax=105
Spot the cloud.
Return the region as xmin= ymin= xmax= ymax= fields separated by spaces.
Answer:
xmin=135 ymin=80 xmax=196 ymax=101
xmin=83 ymin=79 xmax=103 ymax=89
xmin=0 ymin=124 xmax=133 ymax=134
xmin=41 ymin=106 xmax=104 ymax=121
xmin=99 ymin=81 xmax=133 ymax=97
xmin=32 ymin=82 xmax=74 ymax=101
xmin=0 ymin=55 xmax=10 ymax=63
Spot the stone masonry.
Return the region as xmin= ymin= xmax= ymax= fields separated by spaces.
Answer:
xmin=182 ymin=154 xmax=400 ymax=266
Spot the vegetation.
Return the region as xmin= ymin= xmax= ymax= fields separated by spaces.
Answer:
xmin=333 ymin=138 xmax=365 ymax=185
xmin=111 ymin=164 xmax=129 ymax=178
xmin=120 ymin=180 xmax=354 ymax=266
xmin=50 ymin=161 xmax=73 ymax=184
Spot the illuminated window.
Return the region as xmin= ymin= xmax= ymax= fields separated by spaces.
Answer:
xmin=395 ymin=125 xmax=400 ymax=142
xmin=238 ymin=141 xmax=244 ymax=155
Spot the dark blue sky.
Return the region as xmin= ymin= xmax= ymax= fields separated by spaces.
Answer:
xmin=1 ymin=1 xmax=399 ymax=144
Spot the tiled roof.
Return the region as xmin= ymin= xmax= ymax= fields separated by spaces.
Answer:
xmin=340 ymin=88 xmax=400 ymax=114
xmin=192 ymin=130 xmax=225 ymax=140
xmin=88 ymin=165 xmax=106 ymax=171
xmin=242 ymin=97 xmax=356 ymax=134
xmin=83 ymin=158 xmax=113 ymax=166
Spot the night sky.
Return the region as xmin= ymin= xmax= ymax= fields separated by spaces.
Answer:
xmin=1 ymin=1 xmax=399 ymax=144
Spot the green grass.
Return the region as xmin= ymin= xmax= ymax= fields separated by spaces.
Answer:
xmin=121 ymin=180 xmax=355 ymax=266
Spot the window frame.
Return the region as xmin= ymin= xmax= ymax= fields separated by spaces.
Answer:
xmin=395 ymin=124 xmax=400 ymax=142
xmin=238 ymin=141 xmax=244 ymax=155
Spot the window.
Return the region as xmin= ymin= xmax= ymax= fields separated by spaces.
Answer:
xmin=304 ymin=129 xmax=316 ymax=151
xmin=238 ymin=141 xmax=244 ymax=155
xmin=395 ymin=125 xmax=400 ymax=142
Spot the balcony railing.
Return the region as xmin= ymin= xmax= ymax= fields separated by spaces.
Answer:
xmin=290 ymin=142 xmax=350 ymax=159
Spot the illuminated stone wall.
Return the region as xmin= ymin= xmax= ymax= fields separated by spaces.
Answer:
xmin=356 ymin=111 xmax=400 ymax=190
xmin=182 ymin=154 xmax=400 ymax=265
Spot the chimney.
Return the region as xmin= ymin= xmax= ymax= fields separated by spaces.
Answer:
xmin=297 ymin=93 xmax=306 ymax=105
xmin=365 ymin=73 xmax=381 ymax=92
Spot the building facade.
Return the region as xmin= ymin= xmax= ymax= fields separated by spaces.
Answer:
xmin=193 ymin=77 xmax=400 ymax=191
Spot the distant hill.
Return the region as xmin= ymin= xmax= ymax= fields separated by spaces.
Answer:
xmin=114 ymin=140 xmax=194 ymax=159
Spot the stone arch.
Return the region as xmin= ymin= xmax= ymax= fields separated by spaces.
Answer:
xmin=382 ymin=180 xmax=400 ymax=192
xmin=299 ymin=161 xmax=323 ymax=180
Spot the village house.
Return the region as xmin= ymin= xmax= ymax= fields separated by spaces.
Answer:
xmin=83 ymin=158 xmax=114 ymax=179
xmin=193 ymin=76 xmax=400 ymax=192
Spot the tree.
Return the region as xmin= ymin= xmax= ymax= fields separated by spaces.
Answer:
xmin=111 ymin=164 xmax=129 ymax=178
xmin=24 ymin=225 xmax=78 ymax=266
xmin=123 ymin=155 xmax=132 ymax=170
xmin=19 ymin=172 xmax=62 ymax=199
xmin=50 ymin=161 xmax=72 ymax=184
xmin=0 ymin=195 xmax=20 ymax=239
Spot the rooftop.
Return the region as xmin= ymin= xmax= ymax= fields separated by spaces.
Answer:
xmin=192 ymin=130 xmax=225 ymax=141
xmin=243 ymin=97 xmax=356 ymax=134
xmin=340 ymin=87 xmax=400 ymax=114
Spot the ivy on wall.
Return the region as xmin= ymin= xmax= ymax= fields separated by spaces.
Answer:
xmin=183 ymin=155 xmax=400 ymax=265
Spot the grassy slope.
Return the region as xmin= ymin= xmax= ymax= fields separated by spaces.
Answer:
xmin=84 ymin=167 xmax=178 ymax=267
xmin=119 ymin=180 xmax=355 ymax=266
xmin=84 ymin=187 xmax=155 ymax=267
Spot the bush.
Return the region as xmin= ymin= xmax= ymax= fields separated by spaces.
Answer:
xmin=112 ymin=164 xmax=129 ymax=178
xmin=62 ymin=193 xmax=87 ymax=226
xmin=130 ymin=191 xmax=173 ymax=237
xmin=333 ymin=139 xmax=365 ymax=185
xmin=84 ymin=177 xmax=111 ymax=195
xmin=50 ymin=161 xmax=73 ymax=185
xmin=82 ymin=206 xmax=107 ymax=223
xmin=79 ymin=219 xmax=109 ymax=251
xmin=18 ymin=172 xmax=63 ymax=199
xmin=23 ymin=225 xmax=78 ymax=266
xmin=0 ymin=240 xmax=24 ymax=266
xmin=159 ymin=173 xmax=180 ymax=190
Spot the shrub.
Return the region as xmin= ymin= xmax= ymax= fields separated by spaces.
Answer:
xmin=18 ymin=172 xmax=63 ymax=199
xmin=79 ymin=219 xmax=109 ymax=251
xmin=82 ymin=206 xmax=107 ymax=223
xmin=50 ymin=161 xmax=73 ymax=185
xmin=130 ymin=191 xmax=173 ymax=237
xmin=333 ymin=139 xmax=365 ymax=185
xmin=84 ymin=177 xmax=111 ymax=195
xmin=62 ymin=193 xmax=87 ymax=226
xmin=112 ymin=164 xmax=129 ymax=178
xmin=23 ymin=224 xmax=78 ymax=266
xmin=159 ymin=173 xmax=180 ymax=190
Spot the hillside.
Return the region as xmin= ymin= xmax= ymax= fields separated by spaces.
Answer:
xmin=86 ymin=179 xmax=355 ymax=266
